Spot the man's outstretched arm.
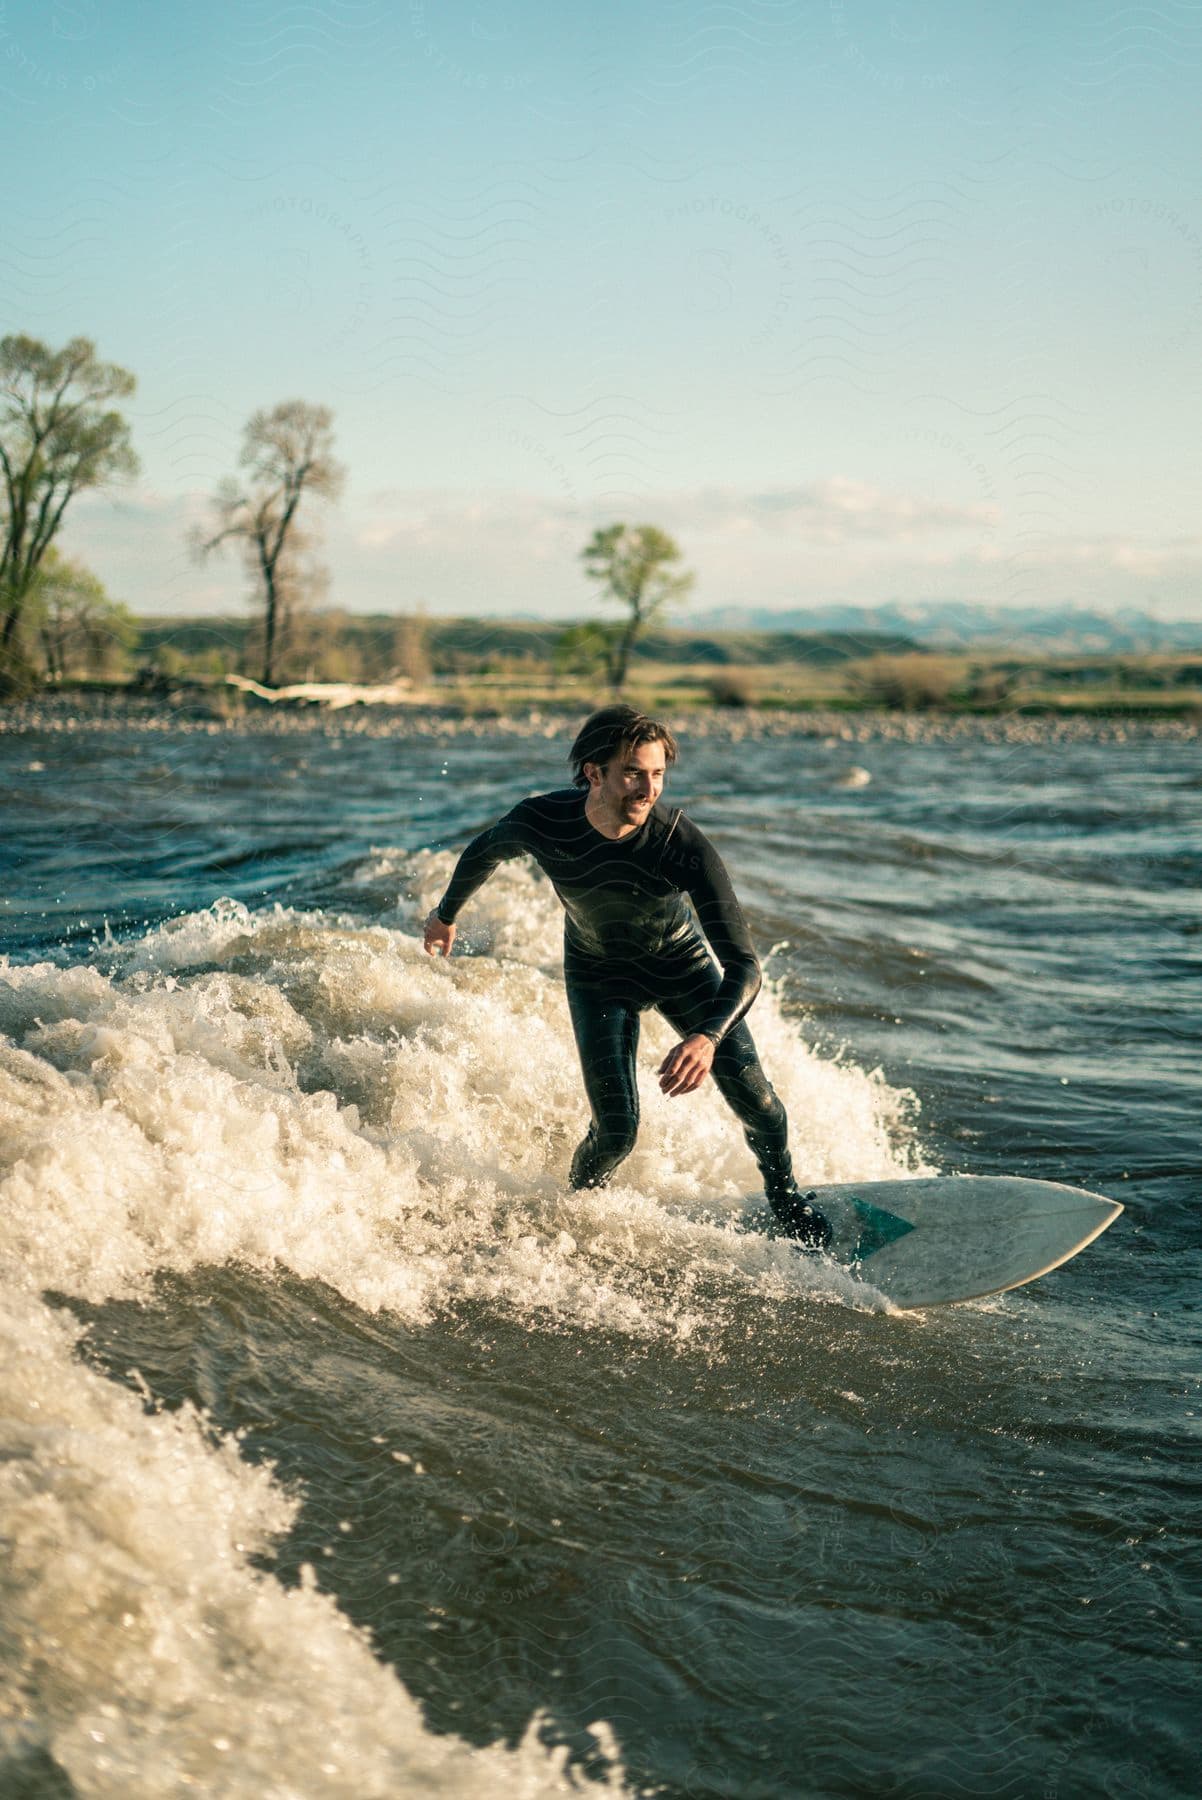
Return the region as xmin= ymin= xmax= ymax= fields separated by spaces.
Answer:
xmin=423 ymin=808 xmax=530 ymax=956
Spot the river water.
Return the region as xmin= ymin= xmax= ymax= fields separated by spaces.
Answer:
xmin=1 ymin=707 xmax=1198 ymax=1799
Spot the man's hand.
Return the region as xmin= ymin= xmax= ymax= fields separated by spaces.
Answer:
xmin=424 ymin=910 xmax=456 ymax=957
xmin=658 ymin=1032 xmax=715 ymax=1097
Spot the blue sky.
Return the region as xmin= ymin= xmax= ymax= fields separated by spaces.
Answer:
xmin=3 ymin=0 xmax=1200 ymax=621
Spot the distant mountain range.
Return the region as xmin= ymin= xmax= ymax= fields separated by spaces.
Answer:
xmin=680 ymin=602 xmax=1202 ymax=653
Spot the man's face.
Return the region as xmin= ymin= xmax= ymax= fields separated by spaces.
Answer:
xmin=589 ymin=739 xmax=667 ymax=824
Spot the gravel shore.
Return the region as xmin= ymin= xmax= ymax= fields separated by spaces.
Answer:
xmin=1 ymin=689 xmax=1197 ymax=745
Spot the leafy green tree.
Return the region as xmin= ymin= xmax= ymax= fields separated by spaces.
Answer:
xmin=27 ymin=547 xmax=136 ymax=680
xmin=196 ymin=400 xmax=343 ymax=687
xmin=552 ymin=619 xmax=615 ymax=685
xmin=0 ymin=335 xmax=137 ymax=679
xmin=580 ymin=523 xmax=695 ymax=691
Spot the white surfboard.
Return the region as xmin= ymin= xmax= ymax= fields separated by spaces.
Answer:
xmin=761 ymin=1176 xmax=1123 ymax=1309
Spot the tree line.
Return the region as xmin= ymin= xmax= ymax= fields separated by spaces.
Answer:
xmin=1 ymin=332 xmax=693 ymax=696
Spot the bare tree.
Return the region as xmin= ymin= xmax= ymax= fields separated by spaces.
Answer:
xmin=392 ymin=610 xmax=432 ymax=685
xmin=850 ymin=653 xmax=959 ymax=710
xmin=581 ymin=523 xmax=695 ymax=691
xmin=197 ymin=401 xmax=343 ymax=686
xmin=0 ymin=335 xmax=137 ymax=674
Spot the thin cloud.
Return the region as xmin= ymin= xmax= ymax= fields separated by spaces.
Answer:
xmin=352 ymin=478 xmax=996 ymax=550
xmin=53 ymin=483 xmax=1202 ymax=619
xmin=1023 ymin=534 xmax=1202 ymax=574
xmin=658 ymin=479 xmax=999 ymax=542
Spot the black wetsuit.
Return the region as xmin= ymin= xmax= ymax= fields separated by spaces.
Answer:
xmin=436 ymin=786 xmax=795 ymax=1192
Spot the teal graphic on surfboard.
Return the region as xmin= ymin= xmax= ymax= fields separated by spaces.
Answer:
xmin=848 ymin=1197 xmax=916 ymax=1262
xmin=757 ymin=1176 xmax=1122 ymax=1309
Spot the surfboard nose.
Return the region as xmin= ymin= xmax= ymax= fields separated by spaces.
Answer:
xmin=778 ymin=1176 xmax=1126 ymax=1310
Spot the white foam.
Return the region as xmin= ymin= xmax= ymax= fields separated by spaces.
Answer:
xmin=1 ymin=884 xmax=923 ymax=1790
xmin=0 ymin=1292 xmax=619 ymax=1796
xmin=2 ymin=888 xmax=922 ymax=1332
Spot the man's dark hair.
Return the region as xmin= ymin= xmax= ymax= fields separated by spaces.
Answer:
xmin=569 ymin=705 xmax=678 ymax=789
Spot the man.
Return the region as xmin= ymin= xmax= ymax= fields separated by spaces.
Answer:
xmin=423 ymin=704 xmax=831 ymax=1250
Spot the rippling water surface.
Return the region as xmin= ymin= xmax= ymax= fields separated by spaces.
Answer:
xmin=1 ymin=713 xmax=1198 ymax=1798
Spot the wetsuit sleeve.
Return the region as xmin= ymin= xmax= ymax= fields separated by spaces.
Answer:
xmin=674 ymin=820 xmax=762 ymax=1043
xmin=435 ymin=806 xmax=532 ymax=924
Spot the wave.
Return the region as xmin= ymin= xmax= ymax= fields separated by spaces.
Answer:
xmin=1 ymin=877 xmax=922 ymax=1790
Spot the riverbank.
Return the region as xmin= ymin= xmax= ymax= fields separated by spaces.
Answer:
xmin=8 ymin=616 xmax=1202 ymax=723
xmin=2 ymin=685 xmax=1197 ymax=745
